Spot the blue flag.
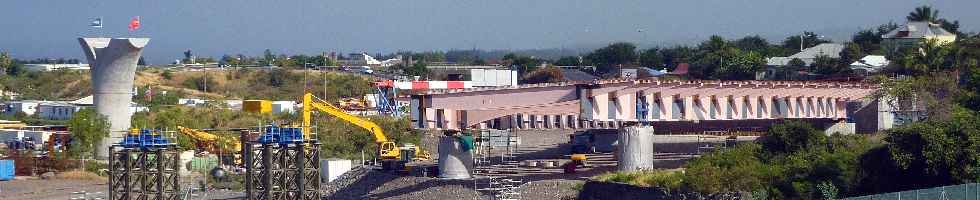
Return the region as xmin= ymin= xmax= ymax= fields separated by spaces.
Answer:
xmin=90 ymin=18 xmax=103 ymax=28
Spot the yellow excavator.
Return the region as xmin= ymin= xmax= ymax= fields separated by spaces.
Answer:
xmin=176 ymin=126 xmax=242 ymax=156
xmin=302 ymin=93 xmax=429 ymax=168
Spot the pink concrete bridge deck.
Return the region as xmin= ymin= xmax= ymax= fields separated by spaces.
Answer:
xmin=409 ymin=79 xmax=878 ymax=131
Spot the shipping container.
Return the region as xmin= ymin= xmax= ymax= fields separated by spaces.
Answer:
xmin=0 ymin=160 xmax=14 ymax=181
xmin=242 ymin=100 xmax=272 ymax=113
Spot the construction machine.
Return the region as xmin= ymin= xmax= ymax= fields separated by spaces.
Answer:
xmin=302 ymin=93 xmax=429 ymax=169
xmin=337 ymin=97 xmax=369 ymax=111
xmin=176 ymin=126 xmax=243 ymax=165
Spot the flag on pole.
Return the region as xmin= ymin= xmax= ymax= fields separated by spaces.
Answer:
xmin=90 ymin=18 xmax=103 ymax=28
xmin=128 ymin=16 xmax=141 ymax=31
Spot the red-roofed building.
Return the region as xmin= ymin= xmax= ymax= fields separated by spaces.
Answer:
xmin=669 ymin=63 xmax=689 ymax=75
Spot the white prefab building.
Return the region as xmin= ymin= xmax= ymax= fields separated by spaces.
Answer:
xmin=320 ymin=159 xmax=352 ymax=182
xmin=23 ymin=64 xmax=91 ymax=72
xmin=178 ymin=98 xmax=207 ymax=106
xmin=5 ymin=101 xmax=39 ymax=116
xmin=271 ymin=101 xmax=296 ymax=114
xmin=470 ymin=69 xmax=518 ymax=87
xmin=37 ymin=102 xmax=82 ymax=120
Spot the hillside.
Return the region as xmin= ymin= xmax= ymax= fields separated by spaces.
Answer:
xmin=0 ymin=68 xmax=378 ymax=102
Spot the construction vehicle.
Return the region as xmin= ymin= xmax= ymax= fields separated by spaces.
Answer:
xmin=176 ymin=126 xmax=242 ymax=154
xmin=337 ymin=97 xmax=369 ymax=111
xmin=176 ymin=126 xmax=243 ymax=165
xmin=302 ymin=93 xmax=429 ymax=169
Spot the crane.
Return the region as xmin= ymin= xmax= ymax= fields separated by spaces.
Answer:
xmin=176 ymin=126 xmax=242 ymax=155
xmin=302 ymin=93 xmax=429 ymax=165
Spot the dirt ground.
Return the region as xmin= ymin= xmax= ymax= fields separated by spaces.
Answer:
xmin=0 ymin=178 xmax=107 ymax=200
xmin=0 ymin=129 xmax=753 ymax=200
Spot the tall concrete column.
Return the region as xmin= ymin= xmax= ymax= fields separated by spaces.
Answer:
xmin=732 ymin=96 xmax=745 ymax=119
xmin=659 ymin=95 xmax=674 ymax=120
xmin=79 ymin=38 xmax=149 ymax=159
xmin=618 ymin=126 xmax=655 ymax=171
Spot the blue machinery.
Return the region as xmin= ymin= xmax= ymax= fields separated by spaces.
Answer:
xmin=375 ymin=85 xmax=401 ymax=116
xmin=243 ymin=124 xmax=322 ymax=200
xmin=108 ymin=129 xmax=180 ymax=200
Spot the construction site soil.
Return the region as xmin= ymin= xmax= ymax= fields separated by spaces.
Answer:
xmin=0 ymin=129 xmax=757 ymax=199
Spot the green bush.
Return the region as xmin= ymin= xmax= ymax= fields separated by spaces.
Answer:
xmin=593 ymin=170 xmax=685 ymax=190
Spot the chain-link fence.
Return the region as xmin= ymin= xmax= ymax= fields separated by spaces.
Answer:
xmin=843 ymin=183 xmax=980 ymax=200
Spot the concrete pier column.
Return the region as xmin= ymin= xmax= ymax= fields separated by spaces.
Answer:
xmin=683 ymin=96 xmax=696 ymax=120
xmin=760 ymin=96 xmax=773 ymax=119
xmin=79 ymin=38 xmax=149 ymax=159
xmin=732 ymin=96 xmax=745 ymax=119
xmin=438 ymin=136 xmax=473 ymax=179
xmin=716 ymin=96 xmax=730 ymax=120
xmin=659 ymin=95 xmax=674 ymax=121
xmin=747 ymin=96 xmax=760 ymax=119
xmin=645 ymin=93 xmax=657 ymax=120
xmin=617 ymin=126 xmax=655 ymax=171
xmin=697 ymin=96 xmax=712 ymax=120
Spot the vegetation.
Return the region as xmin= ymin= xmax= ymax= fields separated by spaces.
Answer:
xmin=596 ymin=122 xmax=881 ymax=199
xmin=66 ymin=109 xmax=110 ymax=158
xmin=593 ymin=170 xmax=684 ymax=189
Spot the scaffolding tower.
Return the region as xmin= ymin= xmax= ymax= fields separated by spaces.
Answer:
xmin=108 ymin=129 xmax=180 ymax=200
xmin=472 ymin=129 xmax=522 ymax=200
xmin=243 ymin=125 xmax=322 ymax=200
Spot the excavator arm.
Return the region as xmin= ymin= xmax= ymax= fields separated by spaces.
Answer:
xmin=176 ymin=126 xmax=242 ymax=153
xmin=303 ymin=93 xmax=388 ymax=143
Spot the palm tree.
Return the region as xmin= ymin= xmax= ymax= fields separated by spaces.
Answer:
xmin=907 ymin=5 xmax=939 ymax=22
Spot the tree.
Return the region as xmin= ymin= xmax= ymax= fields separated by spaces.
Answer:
xmin=714 ymin=48 xmax=765 ymax=80
xmin=660 ymin=46 xmax=695 ymax=70
xmin=907 ymin=5 xmax=939 ymax=22
xmin=404 ymin=62 xmax=429 ymax=78
xmin=66 ymin=109 xmax=110 ymax=158
xmin=783 ymin=32 xmax=830 ymax=51
xmin=503 ymin=53 xmax=542 ymax=73
xmin=734 ymin=35 xmax=771 ymax=52
xmin=585 ymin=42 xmax=637 ymax=75
xmin=638 ymin=48 xmax=664 ymax=69
xmin=263 ymin=49 xmax=275 ymax=66
xmin=852 ymin=30 xmax=881 ymax=54
xmin=839 ymin=43 xmax=865 ymax=67
xmin=183 ymin=49 xmax=194 ymax=64
xmin=811 ymin=55 xmax=844 ymax=76
xmin=553 ymin=56 xmax=581 ymax=66
xmin=760 ymin=121 xmax=828 ymax=155
xmin=882 ymin=106 xmax=980 ymax=187
xmin=699 ymin=35 xmax=730 ymax=52
xmin=906 ymin=5 xmax=961 ymax=36
xmin=0 ymin=52 xmax=14 ymax=75
xmin=788 ymin=58 xmax=806 ymax=67
xmin=522 ymin=66 xmax=564 ymax=84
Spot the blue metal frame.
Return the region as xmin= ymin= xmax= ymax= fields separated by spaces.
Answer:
xmin=118 ymin=129 xmax=175 ymax=149
xmin=375 ymin=87 xmax=401 ymax=116
xmin=255 ymin=125 xmax=305 ymax=144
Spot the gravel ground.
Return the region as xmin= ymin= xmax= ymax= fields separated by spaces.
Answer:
xmin=0 ymin=130 xmax=753 ymax=200
xmin=0 ymin=178 xmax=106 ymax=200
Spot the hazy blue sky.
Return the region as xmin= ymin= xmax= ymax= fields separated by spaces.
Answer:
xmin=1 ymin=0 xmax=977 ymax=64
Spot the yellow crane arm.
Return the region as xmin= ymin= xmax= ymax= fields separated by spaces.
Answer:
xmin=177 ymin=126 xmax=219 ymax=141
xmin=303 ymin=93 xmax=388 ymax=143
xmin=176 ymin=126 xmax=242 ymax=152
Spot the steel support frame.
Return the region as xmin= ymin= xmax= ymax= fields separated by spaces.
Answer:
xmin=245 ymin=140 xmax=321 ymax=200
xmin=108 ymin=146 xmax=179 ymax=200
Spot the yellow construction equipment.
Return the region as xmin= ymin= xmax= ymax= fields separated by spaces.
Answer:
xmin=302 ymin=93 xmax=429 ymax=163
xmin=176 ymin=126 xmax=242 ymax=154
xmin=337 ymin=97 xmax=368 ymax=111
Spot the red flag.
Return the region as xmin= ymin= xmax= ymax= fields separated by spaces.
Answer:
xmin=128 ymin=16 xmax=141 ymax=31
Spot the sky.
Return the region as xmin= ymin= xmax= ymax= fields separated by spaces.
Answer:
xmin=1 ymin=0 xmax=978 ymax=64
